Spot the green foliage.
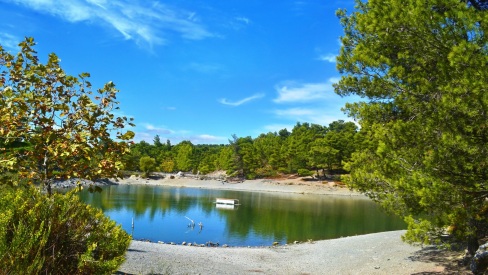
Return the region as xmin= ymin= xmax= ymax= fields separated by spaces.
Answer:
xmin=0 ymin=37 xmax=133 ymax=273
xmin=160 ymin=158 xmax=175 ymax=173
xmin=174 ymin=141 xmax=194 ymax=172
xmin=0 ymin=37 xmax=134 ymax=194
xmin=297 ymin=168 xmax=313 ymax=177
xmin=309 ymin=138 xmax=338 ymax=176
xmin=335 ymin=0 xmax=488 ymax=252
xmin=282 ymin=123 xmax=326 ymax=173
xmin=139 ymin=156 xmax=156 ymax=177
xmin=255 ymin=164 xmax=278 ymax=178
xmin=124 ymin=120 xmax=358 ymax=180
xmin=0 ymin=185 xmax=131 ymax=274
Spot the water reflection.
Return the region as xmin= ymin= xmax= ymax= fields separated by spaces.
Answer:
xmin=77 ymin=185 xmax=405 ymax=246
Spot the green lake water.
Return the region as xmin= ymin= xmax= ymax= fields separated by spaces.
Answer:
xmin=77 ymin=185 xmax=406 ymax=246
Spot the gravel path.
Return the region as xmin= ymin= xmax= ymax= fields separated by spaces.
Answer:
xmin=117 ymin=230 xmax=446 ymax=275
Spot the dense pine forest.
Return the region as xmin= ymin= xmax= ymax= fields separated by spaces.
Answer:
xmin=123 ymin=120 xmax=359 ymax=179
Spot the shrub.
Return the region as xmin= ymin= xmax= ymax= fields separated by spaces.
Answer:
xmin=139 ymin=156 xmax=156 ymax=178
xmin=246 ymin=173 xmax=257 ymax=180
xmin=255 ymin=165 xmax=278 ymax=178
xmin=297 ymin=169 xmax=313 ymax=177
xmin=278 ymin=167 xmax=290 ymax=174
xmin=0 ymin=185 xmax=131 ymax=274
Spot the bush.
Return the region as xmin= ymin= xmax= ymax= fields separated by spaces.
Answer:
xmin=255 ymin=165 xmax=278 ymax=178
xmin=297 ymin=169 xmax=313 ymax=177
xmin=245 ymin=173 xmax=257 ymax=180
xmin=0 ymin=185 xmax=131 ymax=274
xmin=139 ymin=156 xmax=156 ymax=178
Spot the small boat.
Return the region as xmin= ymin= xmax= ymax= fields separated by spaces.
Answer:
xmin=215 ymin=198 xmax=240 ymax=205
xmin=216 ymin=204 xmax=238 ymax=210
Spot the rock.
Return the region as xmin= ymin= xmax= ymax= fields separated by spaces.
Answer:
xmin=272 ymin=242 xmax=279 ymax=246
xmin=182 ymin=241 xmax=187 ymax=245
xmin=222 ymin=244 xmax=228 ymax=248
xmin=206 ymin=241 xmax=219 ymax=247
xmin=471 ymin=243 xmax=488 ymax=275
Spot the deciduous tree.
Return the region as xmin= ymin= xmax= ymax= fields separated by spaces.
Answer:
xmin=139 ymin=156 xmax=156 ymax=177
xmin=0 ymin=38 xmax=134 ymax=194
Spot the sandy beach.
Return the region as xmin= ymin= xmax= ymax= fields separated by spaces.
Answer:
xmin=115 ymin=175 xmax=469 ymax=274
xmin=113 ymin=173 xmax=360 ymax=196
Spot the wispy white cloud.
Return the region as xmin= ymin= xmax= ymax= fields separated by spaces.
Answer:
xmin=0 ymin=32 xmax=21 ymax=51
xmin=269 ymin=77 xmax=359 ymax=127
xmin=161 ymin=106 xmax=176 ymax=111
xmin=187 ymin=12 xmax=197 ymax=21
xmin=86 ymin=0 xmax=106 ymax=9
xmin=235 ymin=17 xmax=251 ymax=25
xmin=272 ymin=107 xmax=351 ymax=126
xmin=219 ymin=93 xmax=264 ymax=106
xmin=144 ymin=123 xmax=173 ymax=134
xmin=133 ymin=132 xmax=157 ymax=143
xmin=274 ymin=107 xmax=315 ymax=117
xmin=273 ymin=78 xmax=338 ymax=103
xmin=318 ymin=53 xmax=336 ymax=63
xmin=225 ymin=16 xmax=252 ymax=31
xmin=190 ymin=134 xmax=227 ymax=144
xmin=134 ymin=124 xmax=227 ymax=144
xmin=134 ymin=124 xmax=180 ymax=144
xmin=6 ymin=0 xmax=214 ymax=47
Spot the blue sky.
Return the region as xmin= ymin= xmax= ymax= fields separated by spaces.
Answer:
xmin=0 ymin=0 xmax=358 ymax=144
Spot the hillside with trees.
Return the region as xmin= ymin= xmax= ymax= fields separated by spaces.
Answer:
xmin=123 ymin=120 xmax=359 ymax=180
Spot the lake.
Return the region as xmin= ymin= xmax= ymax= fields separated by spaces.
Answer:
xmin=77 ymin=185 xmax=405 ymax=246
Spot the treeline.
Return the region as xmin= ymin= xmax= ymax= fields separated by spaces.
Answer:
xmin=123 ymin=120 xmax=360 ymax=179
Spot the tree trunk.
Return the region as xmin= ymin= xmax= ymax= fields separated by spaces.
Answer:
xmin=43 ymin=153 xmax=52 ymax=196
xmin=46 ymin=181 xmax=52 ymax=196
xmin=467 ymin=235 xmax=479 ymax=256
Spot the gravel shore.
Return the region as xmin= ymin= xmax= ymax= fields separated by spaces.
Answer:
xmin=118 ymin=231 xmax=450 ymax=275
xmin=114 ymin=175 xmax=468 ymax=274
xmin=112 ymin=174 xmax=361 ymax=196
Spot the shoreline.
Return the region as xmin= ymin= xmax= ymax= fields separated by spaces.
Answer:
xmin=118 ymin=230 xmax=461 ymax=275
xmin=112 ymin=174 xmax=363 ymax=196
xmin=111 ymin=175 xmax=467 ymax=274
